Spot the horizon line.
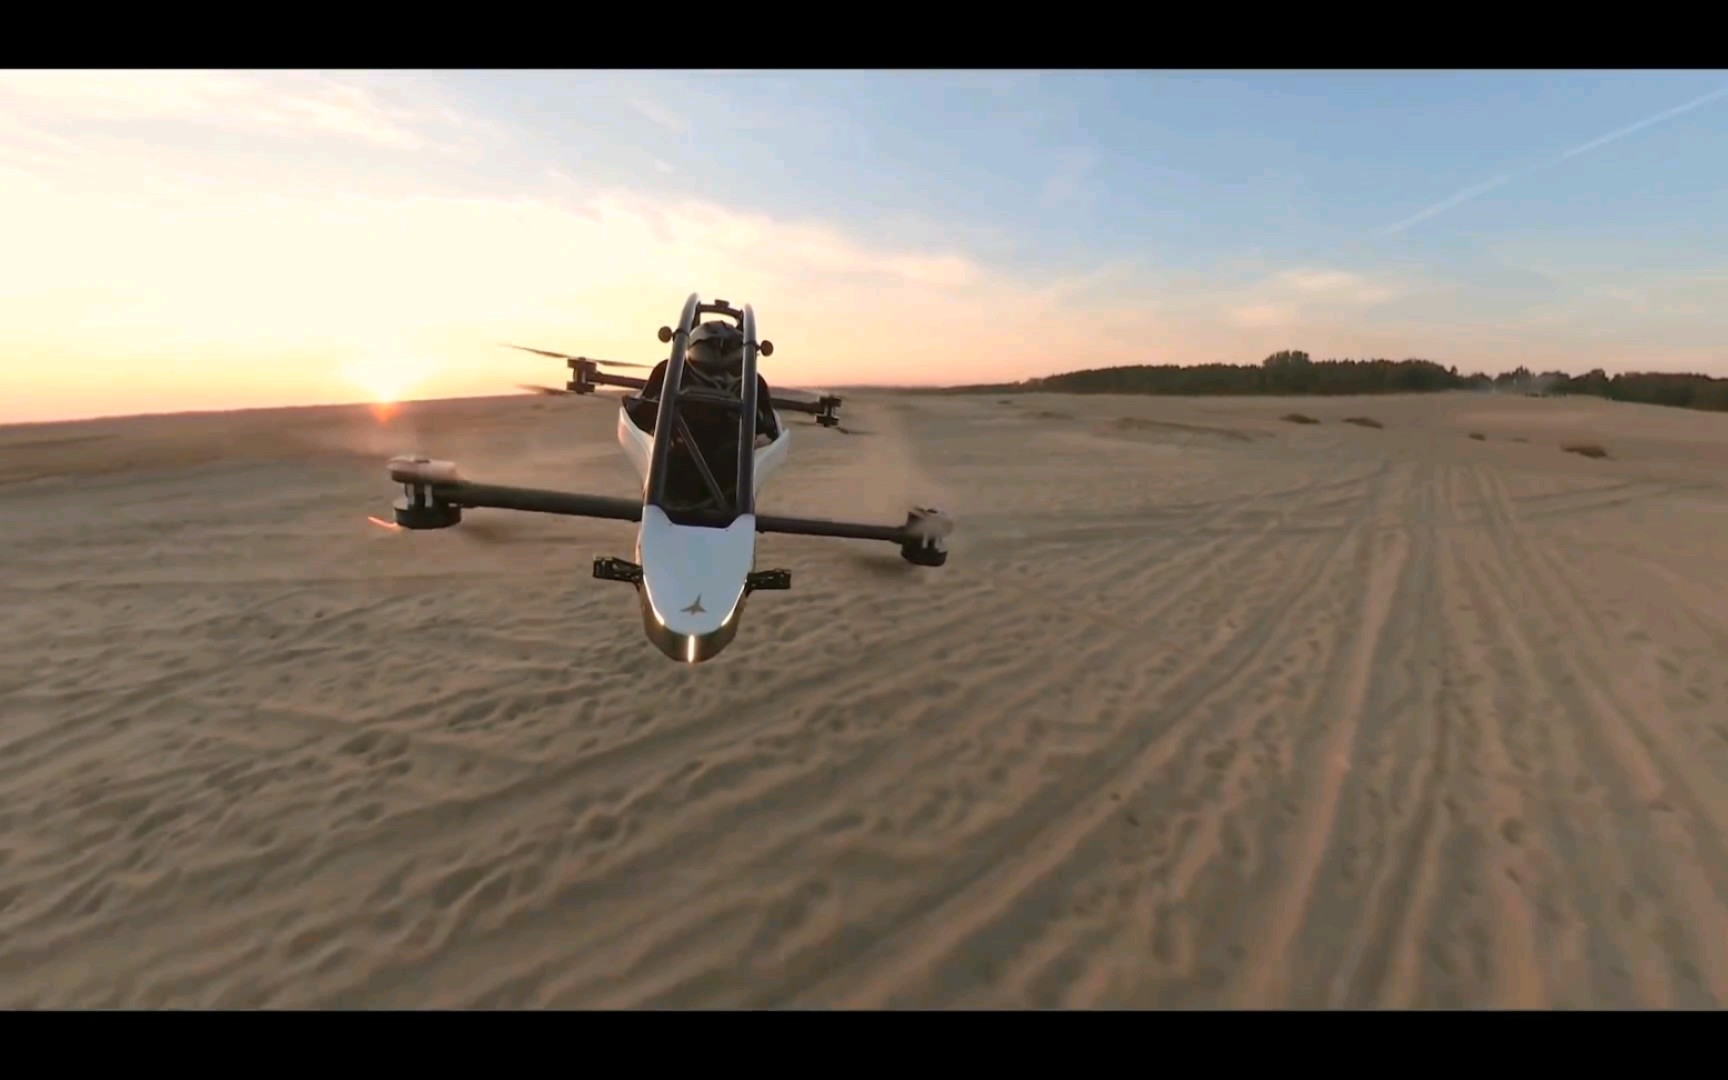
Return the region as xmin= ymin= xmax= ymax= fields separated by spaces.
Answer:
xmin=6 ymin=356 xmax=1722 ymax=430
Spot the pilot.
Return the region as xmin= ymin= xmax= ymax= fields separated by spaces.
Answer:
xmin=685 ymin=320 xmax=746 ymax=379
xmin=643 ymin=321 xmax=777 ymax=447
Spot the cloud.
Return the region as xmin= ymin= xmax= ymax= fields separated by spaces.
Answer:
xmin=625 ymin=96 xmax=689 ymax=136
xmin=1268 ymin=268 xmax=1402 ymax=305
xmin=1502 ymin=263 xmax=1728 ymax=333
xmin=0 ymin=70 xmax=457 ymax=152
xmin=0 ymin=147 xmax=1161 ymax=420
xmin=1211 ymin=265 xmax=1410 ymax=330
xmin=1230 ymin=304 xmax=1295 ymax=328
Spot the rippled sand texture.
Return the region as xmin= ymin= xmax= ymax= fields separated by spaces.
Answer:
xmin=3 ymin=388 xmax=1727 ymax=1008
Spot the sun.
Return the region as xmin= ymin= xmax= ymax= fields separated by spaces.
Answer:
xmin=342 ymin=355 xmax=430 ymax=408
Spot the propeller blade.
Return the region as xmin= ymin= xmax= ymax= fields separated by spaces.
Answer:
xmin=503 ymin=343 xmax=575 ymax=360
xmin=501 ymin=344 xmax=652 ymax=369
xmin=517 ymin=383 xmax=575 ymax=396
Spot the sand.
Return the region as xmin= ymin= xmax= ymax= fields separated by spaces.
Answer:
xmin=3 ymin=387 xmax=1728 ymax=1008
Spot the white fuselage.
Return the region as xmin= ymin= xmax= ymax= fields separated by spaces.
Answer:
xmin=616 ymin=402 xmax=790 ymax=662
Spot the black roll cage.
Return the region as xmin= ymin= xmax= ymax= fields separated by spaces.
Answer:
xmin=637 ymin=294 xmax=764 ymax=526
xmin=555 ymin=300 xmax=843 ymax=507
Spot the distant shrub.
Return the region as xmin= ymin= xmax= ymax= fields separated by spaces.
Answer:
xmin=1562 ymin=443 xmax=1610 ymax=459
xmin=1343 ymin=416 xmax=1383 ymax=429
xmin=1282 ymin=413 xmax=1320 ymax=425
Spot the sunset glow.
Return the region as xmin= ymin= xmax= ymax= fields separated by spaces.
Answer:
xmin=4 ymin=70 xmax=1726 ymax=425
xmin=343 ymin=355 xmax=434 ymax=406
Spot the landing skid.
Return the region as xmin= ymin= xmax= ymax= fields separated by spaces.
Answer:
xmin=593 ymin=556 xmax=642 ymax=584
xmin=746 ymin=569 xmax=791 ymax=591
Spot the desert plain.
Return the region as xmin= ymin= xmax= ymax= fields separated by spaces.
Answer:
xmin=2 ymin=386 xmax=1727 ymax=1008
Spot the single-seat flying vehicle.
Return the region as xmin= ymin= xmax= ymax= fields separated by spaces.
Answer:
xmin=380 ymin=293 xmax=954 ymax=663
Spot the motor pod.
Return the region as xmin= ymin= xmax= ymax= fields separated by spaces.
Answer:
xmin=900 ymin=506 xmax=951 ymax=567
xmin=388 ymin=455 xmax=463 ymax=529
xmin=394 ymin=495 xmax=462 ymax=530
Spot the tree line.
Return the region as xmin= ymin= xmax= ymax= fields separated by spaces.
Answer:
xmin=937 ymin=350 xmax=1728 ymax=413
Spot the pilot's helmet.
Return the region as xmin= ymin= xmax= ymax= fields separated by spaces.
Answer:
xmin=686 ymin=320 xmax=744 ymax=372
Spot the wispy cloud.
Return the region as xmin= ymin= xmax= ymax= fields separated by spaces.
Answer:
xmin=1380 ymin=83 xmax=1728 ymax=236
xmin=1213 ymin=265 xmax=1411 ymax=337
xmin=1230 ymin=304 xmax=1294 ymax=328
xmin=1270 ymin=268 xmax=1401 ymax=303
xmin=1219 ymin=265 xmax=1406 ymax=325
xmin=625 ymin=96 xmax=688 ymax=135
xmin=0 ymin=70 xmax=455 ymax=152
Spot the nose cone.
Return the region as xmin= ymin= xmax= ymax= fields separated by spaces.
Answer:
xmin=636 ymin=507 xmax=755 ymax=663
xmin=638 ymin=595 xmax=744 ymax=663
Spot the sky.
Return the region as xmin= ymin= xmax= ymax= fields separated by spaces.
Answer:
xmin=2 ymin=69 xmax=1726 ymax=424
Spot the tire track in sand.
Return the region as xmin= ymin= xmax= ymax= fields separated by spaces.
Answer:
xmin=1440 ymin=494 xmax=1646 ymax=1006
xmin=1469 ymin=464 xmax=1728 ymax=1004
xmin=1309 ymin=460 xmax=1472 ymax=1007
xmin=1225 ymin=460 xmax=1418 ymax=1007
xmin=1336 ymin=458 xmax=1587 ymax=1007
xmin=759 ymin=464 xmax=1399 ymax=1007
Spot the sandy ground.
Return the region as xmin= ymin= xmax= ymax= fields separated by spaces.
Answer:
xmin=3 ymin=387 xmax=1728 ymax=1008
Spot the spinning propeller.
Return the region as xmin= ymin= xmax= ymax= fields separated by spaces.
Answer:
xmin=507 ymin=340 xmax=870 ymax=433
xmin=501 ymin=343 xmax=651 ymax=368
xmin=506 ymin=342 xmax=649 ymax=398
